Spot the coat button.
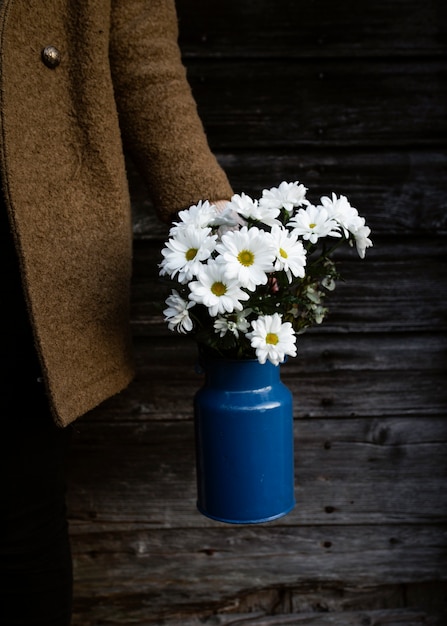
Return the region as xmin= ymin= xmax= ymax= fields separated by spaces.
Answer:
xmin=41 ymin=45 xmax=61 ymax=69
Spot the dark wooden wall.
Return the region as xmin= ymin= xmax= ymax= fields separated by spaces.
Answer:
xmin=67 ymin=1 xmax=447 ymax=624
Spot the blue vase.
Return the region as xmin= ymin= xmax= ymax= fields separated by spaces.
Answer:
xmin=194 ymin=357 xmax=295 ymax=524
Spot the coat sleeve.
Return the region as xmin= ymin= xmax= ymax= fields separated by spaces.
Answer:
xmin=109 ymin=0 xmax=233 ymax=221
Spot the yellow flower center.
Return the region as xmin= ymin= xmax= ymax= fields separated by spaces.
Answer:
xmin=185 ymin=248 xmax=198 ymax=261
xmin=265 ymin=332 xmax=279 ymax=345
xmin=279 ymin=247 xmax=288 ymax=259
xmin=237 ymin=249 xmax=255 ymax=267
xmin=309 ymin=223 xmax=316 ymax=229
xmin=211 ymin=281 xmax=227 ymax=297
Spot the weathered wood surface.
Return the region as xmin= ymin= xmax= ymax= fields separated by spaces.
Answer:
xmin=69 ymin=524 xmax=446 ymax=622
xmin=73 ymin=332 xmax=447 ymax=423
xmin=68 ymin=322 xmax=447 ymax=622
xmin=124 ymin=611 xmax=446 ymax=626
xmin=68 ymin=416 xmax=447 ymax=526
xmin=129 ymin=238 xmax=447 ymax=333
xmin=130 ymin=152 xmax=447 ymax=239
xmin=71 ymin=573 xmax=446 ymax=626
xmin=176 ymin=0 xmax=447 ymax=58
xmin=179 ymin=60 xmax=447 ymax=150
xmin=68 ymin=0 xmax=447 ymax=623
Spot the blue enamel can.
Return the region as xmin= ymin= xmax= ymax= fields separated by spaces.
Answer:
xmin=194 ymin=358 xmax=295 ymax=524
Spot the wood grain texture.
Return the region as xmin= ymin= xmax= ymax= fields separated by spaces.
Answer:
xmin=69 ymin=524 xmax=446 ymax=618
xmin=68 ymin=0 xmax=447 ymax=623
xmin=176 ymin=0 xmax=447 ymax=59
xmin=67 ymin=415 xmax=447 ymax=526
xmin=130 ymin=237 xmax=447 ymax=333
xmin=129 ymin=151 xmax=447 ymax=238
xmin=181 ymin=60 xmax=447 ymax=150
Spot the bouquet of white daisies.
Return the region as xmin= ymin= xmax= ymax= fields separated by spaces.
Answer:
xmin=159 ymin=181 xmax=372 ymax=365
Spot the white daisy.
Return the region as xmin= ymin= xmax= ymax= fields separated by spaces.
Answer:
xmin=288 ymin=204 xmax=341 ymax=244
xmin=188 ymin=261 xmax=250 ymax=317
xmin=247 ymin=313 xmax=297 ymax=365
xmin=319 ymin=193 xmax=363 ymax=238
xmin=259 ymin=181 xmax=308 ymax=213
xmin=163 ymin=290 xmax=195 ymax=334
xmin=270 ymin=225 xmax=307 ymax=283
xmin=209 ymin=204 xmax=246 ymax=236
xmin=227 ymin=193 xmax=259 ymax=219
xmin=160 ymin=225 xmax=217 ymax=283
xmin=216 ymin=226 xmax=276 ymax=291
xmin=170 ymin=200 xmax=217 ymax=234
xmin=213 ymin=309 xmax=252 ymax=337
xmin=227 ymin=192 xmax=281 ymax=227
xmin=351 ymin=219 xmax=373 ymax=259
xmin=253 ymin=204 xmax=283 ymax=227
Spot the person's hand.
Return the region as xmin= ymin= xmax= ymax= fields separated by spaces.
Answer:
xmin=213 ymin=199 xmax=230 ymax=213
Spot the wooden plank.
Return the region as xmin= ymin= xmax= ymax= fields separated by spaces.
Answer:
xmin=130 ymin=331 xmax=447 ymax=374
xmin=315 ymin=256 xmax=447 ymax=332
xmin=79 ymin=330 xmax=447 ymax=422
xmin=154 ymin=610 xmax=445 ymax=626
xmin=67 ymin=416 xmax=447 ymax=527
xmin=179 ymin=60 xmax=447 ymax=149
xmin=67 ymin=5 xmax=447 ymax=623
xmin=61 ymin=2 xmax=447 ymax=624
xmin=128 ymin=151 xmax=447 ymax=239
xmin=97 ymin=368 xmax=447 ymax=422
xmin=175 ymin=0 xmax=447 ymax=59
xmin=141 ymin=610 xmax=445 ymax=626
xmin=129 ymin=237 xmax=447 ymax=333
xmin=71 ymin=599 xmax=444 ymax=626
xmin=68 ymin=524 xmax=446 ymax=623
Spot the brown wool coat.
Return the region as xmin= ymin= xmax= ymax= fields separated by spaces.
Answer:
xmin=0 ymin=0 xmax=233 ymax=427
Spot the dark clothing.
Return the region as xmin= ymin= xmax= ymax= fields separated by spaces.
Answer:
xmin=1 ymin=198 xmax=39 ymax=380
xmin=0 ymin=395 xmax=73 ymax=625
xmin=0 ymin=197 xmax=72 ymax=625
